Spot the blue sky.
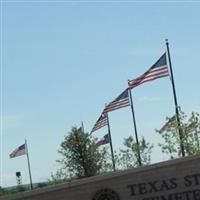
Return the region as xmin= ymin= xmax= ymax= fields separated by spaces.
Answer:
xmin=1 ymin=1 xmax=200 ymax=187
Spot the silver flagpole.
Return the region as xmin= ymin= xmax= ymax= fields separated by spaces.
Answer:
xmin=128 ymin=88 xmax=142 ymax=166
xmin=106 ymin=113 xmax=116 ymax=171
xmin=165 ymin=39 xmax=185 ymax=157
xmin=81 ymin=121 xmax=84 ymax=133
xmin=25 ymin=139 xmax=33 ymax=190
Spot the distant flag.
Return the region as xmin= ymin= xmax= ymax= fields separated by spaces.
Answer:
xmin=96 ymin=134 xmax=110 ymax=146
xmin=186 ymin=122 xmax=197 ymax=133
xmin=81 ymin=121 xmax=84 ymax=133
xmin=9 ymin=143 xmax=26 ymax=158
xmin=78 ymin=126 xmax=83 ymax=132
xmin=128 ymin=53 xmax=169 ymax=88
xmin=103 ymin=88 xmax=130 ymax=114
xmin=78 ymin=121 xmax=84 ymax=132
xmin=91 ymin=113 xmax=108 ymax=133
xmin=159 ymin=116 xmax=176 ymax=133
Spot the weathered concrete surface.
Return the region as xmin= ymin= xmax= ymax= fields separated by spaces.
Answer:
xmin=1 ymin=155 xmax=200 ymax=200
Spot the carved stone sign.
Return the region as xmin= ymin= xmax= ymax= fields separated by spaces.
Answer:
xmin=126 ymin=173 xmax=200 ymax=200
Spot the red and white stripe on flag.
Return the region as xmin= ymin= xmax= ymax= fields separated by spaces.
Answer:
xmin=128 ymin=53 xmax=169 ymax=88
xmin=9 ymin=143 xmax=26 ymax=158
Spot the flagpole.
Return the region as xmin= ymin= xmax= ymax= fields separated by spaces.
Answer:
xmin=194 ymin=118 xmax=200 ymax=151
xmin=106 ymin=113 xmax=116 ymax=171
xmin=165 ymin=39 xmax=185 ymax=157
xmin=195 ymin=129 xmax=200 ymax=151
xmin=128 ymin=88 xmax=142 ymax=166
xmin=194 ymin=116 xmax=200 ymax=151
xmin=81 ymin=121 xmax=84 ymax=133
xmin=25 ymin=139 xmax=33 ymax=190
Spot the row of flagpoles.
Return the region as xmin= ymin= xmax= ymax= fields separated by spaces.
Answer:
xmin=90 ymin=40 xmax=185 ymax=171
xmin=9 ymin=40 xmax=184 ymax=188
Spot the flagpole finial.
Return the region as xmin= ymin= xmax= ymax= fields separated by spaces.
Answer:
xmin=165 ymin=39 xmax=169 ymax=45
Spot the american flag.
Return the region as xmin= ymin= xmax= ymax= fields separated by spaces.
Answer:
xmin=96 ymin=134 xmax=110 ymax=146
xmin=10 ymin=143 xmax=26 ymax=158
xmin=159 ymin=115 xmax=176 ymax=133
xmin=186 ymin=122 xmax=197 ymax=133
xmin=128 ymin=53 xmax=169 ymax=88
xmin=103 ymin=88 xmax=130 ymax=114
xmin=91 ymin=113 xmax=108 ymax=133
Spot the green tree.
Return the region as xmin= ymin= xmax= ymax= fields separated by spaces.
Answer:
xmin=117 ymin=136 xmax=153 ymax=169
xmin=157 ymin=110 xmax=200 ymax=159
xmin=48 ymin=169 xmax=67 ymax=185
xmin=0 ymin=186 xmax=6 ymax=196
xmin=0 ymin=185 xmax=27 ymax=196
xmin=57 ymin=126 xmax=110 ymax=178
xmin=185 ymin=112 xmax=200 ymax=155
xmin=37 ymin=182 xmax=48 ymax=188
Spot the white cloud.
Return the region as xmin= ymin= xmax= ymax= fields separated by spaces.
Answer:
xmin=83 ymin=48 xmax=162 ymax=56
xmin=0 ymin=172 xmax=15 ymax=187
xmin=1 ymin=114 xmax=26 ymax=134
xmin=2 ymin=114 xmax=25 ymax=125
xmin=138 ymin=96 xmax=162 ymax=102
xmin=127 ymin=49 xmax=162 ymax=56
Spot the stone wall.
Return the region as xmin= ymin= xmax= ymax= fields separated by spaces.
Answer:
xmin=2 ymin=155 xmax=200 ymax=200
